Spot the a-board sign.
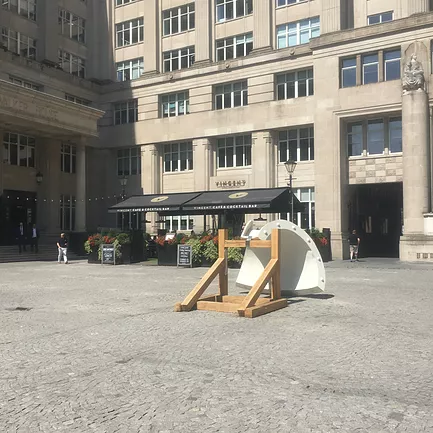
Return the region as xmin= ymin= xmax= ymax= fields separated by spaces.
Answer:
xmin=101 ymin=244 xmax=115 ymax=265
xmin=177 ymin=244 xmax=192 ymax=268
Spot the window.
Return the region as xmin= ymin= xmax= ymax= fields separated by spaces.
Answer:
xmin=65 ymin=94 xmax=90 ymax=106
xmin=1 ymin=28 xmax=36 ymax=59
xmin=367 ymin=119 xmax=384 ymax=155
xmin=163 ymin=47 xmax=195 ymax=72
xmin=3 ymin=132 xmax=35 ymax=167
xmin=389 ymin=117 xmax=402 ymax=153
xmin=276 ymin=69 xmax=313 ymax=100
xmin=164 ymin=216 xmax=194 ymax=232
xmin=60 ymin=143 xmax=76 ymax=174
xmin=116 ymin=18 xmax=144 ymax=47
xmin=117 ymin=211 xmax=141 ymax=231
xmin=117 ymin=148 xmax=141 ymax=176
xmin=341 ymin=57 xmax=357 ymax=88
xmin=164 ymin=142 xmax=193 ymax=172
xmin=216 ymin=33 xmax=253 ymax=61
xmin=278 ymin=127 xmax=314 ymax=162
xmin=216 ymin=0 xmax=253 ymax=22
xmin=362 ymin=53 xmax=379 ymax=84
xmin=60 ymin=194 xmax=76 ymax=232
xmin=9 ymin=75 xmax=41 ymax=91
xmin=161 ymin=92 xmax=189 ymax=117
xmin=2 ymin=0 xmax=36 ymax=20
xmin=114 ymin=100 xmax=138 ymax=125
xmin=367 ymin=11 xmax=393 ymax=25
xmin=217 ymin=135 xmax=251 ymax=168
xmin=277 ymin=0 xmax=307 ymax=6
xmin=277 ymin=17 xmax=320 ymax=49
xmin=296 ymin=188 xmax=315 ymax=229
xmin=384 ymin=50 xmax=401 ymax=81
xmin=215 ymin=81 xmax=248 ymax=109
xmin=163 ymin=3 xmax=195 ymax=36
xmin=116 ymin=58 xmax=143 ymax=81
xmin=58 ymin=50 xmax=86 ymax=78
xmin=58 ymin=9 xmax=86 ymax=43
xmin=347 ymin=123 xmax=363 ymax=157
xmin=116 ymin=0 xmax=137 ymax=5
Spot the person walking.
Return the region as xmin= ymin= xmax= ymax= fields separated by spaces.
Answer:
xmin=57 ymin=233 xmax=69 ymax=264
xmin=30 ymin=224 xmax=39 ymax=253
xmin=349 ymin=229 xmax=361 ymax=262
xmin=16 ymin=222 xmax=26 ymax=253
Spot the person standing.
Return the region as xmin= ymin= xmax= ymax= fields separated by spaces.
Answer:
xmin=30 ymin=224 xmax=39 ymax=253
xmin=57 ymin=233 xmax=68 ymax=264
xmin=349 ymin=229 xmax=361 ymax=262
xmin=16 ymin=222 xmax=26 ymax=253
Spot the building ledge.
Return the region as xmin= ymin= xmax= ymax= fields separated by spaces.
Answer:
xmin=310 ymin=12 xmax=433 ymax=50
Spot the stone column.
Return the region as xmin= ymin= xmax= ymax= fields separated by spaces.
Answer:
xmin=252 ymin=0 xmax=272 ymax=52
xmin=400 ymin=42 xmax=433 ymax=261
xmin=321 ymin=0 xmax=342 ymax=34
xmin=195 ymin=0 xmax=211 ymax=64
xmin=141 ymin=144 xmax=160 ymax=233
xmin=75 ymin=139 xmax=87 ymax=232
xmin=143 ymin=1 xmax=159 ymax=74
xmin=37 ymin=0 xmax=60 ymax=64
xmin=193 ymin=138 xmax=212 ymax=191
xmin=44 ymin=139 xmax=61 ymax=234
xmin=407 ymin=0 xmax=429 ymax=15
xmin=251 ymin=131 xmax=274 ymax=188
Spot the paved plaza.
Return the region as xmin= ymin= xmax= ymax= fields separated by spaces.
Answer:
xmin=0 ymin=259 xmax=433 ymax=433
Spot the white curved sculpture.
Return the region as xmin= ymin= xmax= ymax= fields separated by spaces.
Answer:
xmin=236 ymin=220 xmax=326 ymax=295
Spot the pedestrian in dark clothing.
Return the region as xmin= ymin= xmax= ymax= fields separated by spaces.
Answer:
xmin=30 ymin=224 xmax=40 ymax=253
xmin=16 ymin=222 xmax=26 ymax=253
xmin=57 ymin=233 xmax=69 ymax=264
xmin=349 ymin=229 xmax=361 ymax=262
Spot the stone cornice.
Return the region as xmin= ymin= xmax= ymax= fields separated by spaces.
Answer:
xmin=310 ymin=13 xmax=433 ymax=51
xmin=0 ymin=80 xmax=104 ymax=137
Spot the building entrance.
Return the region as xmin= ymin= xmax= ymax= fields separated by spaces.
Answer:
xmin=0 ymin=190 xmax=37 ymax=246
xmin=347 ymin=183 xmax=403 ymax=258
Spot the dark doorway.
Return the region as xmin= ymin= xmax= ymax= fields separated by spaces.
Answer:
xmin=347 ymin=183 xmax=403 ymax=258
xmin=0 ymin=190 xmax=37 ymax=246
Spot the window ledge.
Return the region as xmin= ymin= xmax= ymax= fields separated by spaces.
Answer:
xmin=163 ymin=170 xmax=194 ymax=175
xmin=215 ymin=14 xmax=253 ymax=25
xmin=348 ymin=152 xmax=402 ymax=160
xmin=115 ymin=42 xmax=144 ymax=50
xmin=162 ymin=29 xmax=195 ymax=39
xmin=216 ymin=166 xmax=252 ymax=171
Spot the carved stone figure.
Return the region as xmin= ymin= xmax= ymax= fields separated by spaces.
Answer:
xmin=402 ymin=54 xmax=425 ymax=92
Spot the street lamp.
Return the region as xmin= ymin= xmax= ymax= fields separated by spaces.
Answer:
xmin=284 ymin=160 xmax=297 ymax=222
xmin=35 ymin=171 xmax=43 ymax=185
xmin=119 ymin=175 xmax=128 ymax=230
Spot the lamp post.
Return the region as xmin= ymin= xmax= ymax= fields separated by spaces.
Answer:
xmin=119 ymin=175 xmax=128 ymax=230
xmin=284 ymin=160 xmax=297 ymax=222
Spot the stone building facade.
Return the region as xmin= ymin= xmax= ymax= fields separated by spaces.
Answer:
xmin=1 ymin=0 xmax=433 ymax=260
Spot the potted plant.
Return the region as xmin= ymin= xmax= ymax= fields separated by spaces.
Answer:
xmin=186 ymin=238 xmax=204 ymax=267
xmin=114 ymin=232 xmax=131 ymax=264
xmin=84 ymin=234 xmax=102 ymax=263
xmin=308 ymin=228 xmax=331 ymax=262
xmin=201 ymin=234 xmax=218 ymax=267
xmin=157 ymin=234 xmax=182 ymax=266
xmin=227 ymin=246 xmax=244 ymax=268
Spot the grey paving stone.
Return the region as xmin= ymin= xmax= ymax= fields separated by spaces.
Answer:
xmin=0 ymin=259 xmax=432 ymax=432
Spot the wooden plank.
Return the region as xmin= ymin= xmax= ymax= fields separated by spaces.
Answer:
xmin=238 ymin=259 xmax=277 ymax=311
xmin=222 ymin=295 xmax=270 ymax=305
xmin=218 ymin=229 xmax=229 ymax=297
xmin=270 ymin=229 xmax=281 ymax=300
xmin=198 ymin=294 xmax=220 ymax=302
xmin=242 ymin=299 xmax=288 ymax=318
xmin=224 ymin=240 xmax=272 ymax=249
xmin=180 ymin=258 xmax=224 ymax=311
xmin=197 ymin=301 xmax=242 ymax=313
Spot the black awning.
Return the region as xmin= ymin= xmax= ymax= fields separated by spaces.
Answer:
xmin=108 ymin=192 xmax=201 ymax=213
xmin=180 ymin=187 xmax=304 ymax=214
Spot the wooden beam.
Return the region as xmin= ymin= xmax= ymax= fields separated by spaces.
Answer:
xmin=270 ymin=229 xmax=281 ymax=300
xmin=222 ymin=295 xmax=270 ymax=305
xmin=197 ymin=301 xmax=241 ymax=313
xmin=242 ymin=299 xmax=288 ymax=318
xmin=180 ymin=258 xmax=225 ymax=311
xmin=198 ymin=294 xmax=221 ymax=302
xmin=238 ymin=259 xmax=278 ymax=311
xmin=224 ymin=240 xmax=272 ymax=248
xmin=218 ymin=229 xmax=228 ymax=297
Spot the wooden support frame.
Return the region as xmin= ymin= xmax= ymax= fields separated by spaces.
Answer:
xmin=175 ymin=229 xmax=287 ymax=318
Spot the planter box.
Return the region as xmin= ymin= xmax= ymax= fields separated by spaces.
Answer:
xmin=87 ymin=250 xmax=99 ymax=264
xmin=157 ymin=244 xmax=178 ymax=266
xmin=316 ymin=244 xmax=331 ymax=263
xmin=120 ymin=244 xmax=131 ymax=264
